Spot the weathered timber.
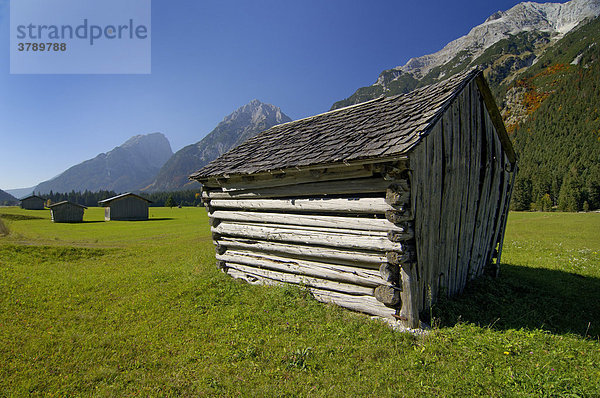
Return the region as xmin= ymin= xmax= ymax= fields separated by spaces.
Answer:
xmin=216 ymin=250 xmax=385 ymax=287
xmin=223 ymin=261 xmax=375 ymax=295
xmin=309 ymin=288 xmax=396 ymax=318
xmin=399 ymin=262 xmax=420 ymax=329
xmin=379 ymin=263 xmax=399 ymax=283
xmin=495 ymin=164 xmax=517 ymax=274
xmin=385 ymin=183 xmax=411 ymax=206
xmin=203 ymin=177 xmax=396 ymax=199
xmin=385 ymin=209 xmax=413 ymax=224
xmin=387 ymin=227 xmax=414 ymax=242
xmin=374 ymin=285 xmax=402 ymax=306
xmin=217 ymin=237 xmax=386 ymax=268
xmin=203 ymin=164 xmax=374 ymax=190
xmin=212 ymin=222 xmax=406 ymax=252
xmin=210 ymin=210 xmax=403 ymax=232
xmin=386 ymin=251 xmax=414 ymax=266
xmin=225 ymin=266 xmax=393 ymax=317
xmin=209 ymin=197 xmax=397 ymax=214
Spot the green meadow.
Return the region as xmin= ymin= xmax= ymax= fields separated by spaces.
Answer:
xmin=0 ymin=207 xmax=599 ymax=396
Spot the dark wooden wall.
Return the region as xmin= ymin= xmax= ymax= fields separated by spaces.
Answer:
xmin=410 ymin=79 xmax=514 ymax=313
xmin=51 ymin=204 xmax=84 ymax=223
xmin=106 ymin=197 xmax=149 ymax=221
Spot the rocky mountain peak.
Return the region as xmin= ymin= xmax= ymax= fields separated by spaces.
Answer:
xmin=397 ymin=0 xmax=600 ymax=78
xmin=145 ymin=100 xmax=291 ymax=191
xmin=34 ymin=132 xmax=174 ymax=194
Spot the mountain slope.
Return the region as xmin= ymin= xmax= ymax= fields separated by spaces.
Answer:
xmin=146 ymin=99 xmax=291 ymax=191
xmin=35 ymin=133 xmax=173 ymax=194
xmin=5 ymin=187 xmax=34 ymax=199
xmin=0 ymin=189 xmax=18 ymax=205
xmin=332 ymin=0 xmax=600 ymax=110
xmin=507 ymin=16 xmax=600 ymax=211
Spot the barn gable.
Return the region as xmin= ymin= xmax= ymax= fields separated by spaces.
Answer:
xmin=20 ymin=195 xmax=46 ymax=210
xmin=98 ymin=193 xmax=152 ymax=221
xmin=191 ymin=69 xmax=517 ymax=329
xmin=48 ymin=201 xmax=87 ymax=223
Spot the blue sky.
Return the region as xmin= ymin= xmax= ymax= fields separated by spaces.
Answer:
xmin=0 ymin=0 xmax=564 ymax=190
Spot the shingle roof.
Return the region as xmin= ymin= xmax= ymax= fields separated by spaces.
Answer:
xmin=20 ymin=195 xmax=45 ymax=201
xmin=47 ymin=201 xmax=87 ymax=209
xmin=190 ymin=68 xmax=491 ymax=180
xmin=98 ymin=192 xmax=152 ymax=205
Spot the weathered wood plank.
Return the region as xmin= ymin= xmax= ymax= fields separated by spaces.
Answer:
xmin=496 ymin=164 xmax=517 ymax=271
xmin=214 ymin=220 xmax=392 ymax=237
xmin=205 ymin=165 xmax=375 ymax=190
xmin=223 ymin=261 xmax=374 ymax=295
xmin=203 ymin=178 xmax=398 ymax=199
xmin=210 ymin=210 xmax=403 ymax=232
xmin=374 ymin=285 xmax=402 ymax=306
xmin=399 ymin=262 xmax=420 ymax=329
xmin=307 ymin=288 xmax=396 ymax=318
xmin=460 ymin=84 xmax=483 ymax=287
xmin=216 ymin=237 xmax=386 ymax=267
xmin=225 ymin=266 xmax=396 ymax=317
xmin=209 ymin=197 xmax=399 ymax=214
xmin=217 ymin=250 xmax=386 ymax=287
xmin=212 ymin=222 xmax=406 ymax=252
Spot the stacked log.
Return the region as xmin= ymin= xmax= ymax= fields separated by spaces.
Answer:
xmin=202 ymin=162 xmax=418 ymax=327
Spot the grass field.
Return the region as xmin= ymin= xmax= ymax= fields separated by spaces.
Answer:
xmin=0 ymin=207 xmax=599 ymax=396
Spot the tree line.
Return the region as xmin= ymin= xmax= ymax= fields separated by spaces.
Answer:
xmin=509 ymin=55 xmax=600 ymax=212
xmin=35 ymin=189 xmax=203 ymax=207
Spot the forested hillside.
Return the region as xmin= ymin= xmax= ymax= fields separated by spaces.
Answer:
xmin=508 ymin=16 xmax=600 ymax=211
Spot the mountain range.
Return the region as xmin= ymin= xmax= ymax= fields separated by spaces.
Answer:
xmin=144 ymin=100 xmax=291 ymax=192
xmin=332 ymin=0 xmax=600 ymax=110
xmin=13 ymin=0 xmax=600 ymax=212
xmin=0 ymin=189 xmax=18 ymax=205
xmin=34 ymin=133 xmax=173 ymax=194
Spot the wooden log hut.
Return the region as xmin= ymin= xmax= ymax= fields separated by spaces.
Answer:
xmin=98 ymin=192 xmax=152 ymax=221
xmin=48 ymin=201 xmax=86 ymax=223
xmin=189 ymin=69 xmax=517 ymax=329
xmin=20 ymin=195 xmax=46 ymax=210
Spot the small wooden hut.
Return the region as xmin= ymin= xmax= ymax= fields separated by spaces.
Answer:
xmin=48 ymin=201 xmax=86 ymax=223
xmin=98 ymin=193 xmax=152 ymax=221
xmin=190 ymin=69 xmax=517 ymax=329
xmin=20 ymin=195 xmax=46 ymax=210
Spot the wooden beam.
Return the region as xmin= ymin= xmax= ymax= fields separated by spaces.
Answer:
xmin=212 ymin=222 xmax=406 ymax=252
xmin=475 ymin=74 xmax=517 ymax=165
xmin=209 ymin=197 xmax=398 ymax=214
xmin=217 ymin=250 xmax=386 ymax=287
xmin=210 ymin=210 xmax=403 ymax=232
xmin=216 ymin=237 xmax=387 ymax=267
xmin=223 ymin=261 xmax=375 ymax=296
xmin=203 ymin=177 xmax=399 ymax=199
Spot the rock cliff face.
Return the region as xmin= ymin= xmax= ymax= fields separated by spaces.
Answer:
xmin=399 ymin=0 xmax=600 ymax=78
xmin=35 ymin=132 xmax=173 ymax=194
xmin=332 ymin=0 xmax=600 ymax=110
xmin=146 ymin=99 xmax=291 ymax=191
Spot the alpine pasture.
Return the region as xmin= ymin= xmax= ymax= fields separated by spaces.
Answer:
xmin=0 ymin=207 xmax=599 ymax=396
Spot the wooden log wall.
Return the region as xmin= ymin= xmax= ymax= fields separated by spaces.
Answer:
xmin=202 ymin=162 xmax=420 ymax=328
xmin=409 ymin=79 xmax=515 ymax=313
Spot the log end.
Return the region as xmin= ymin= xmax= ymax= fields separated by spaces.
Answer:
xmin=374 ymin=285 xmax=402 ymax=307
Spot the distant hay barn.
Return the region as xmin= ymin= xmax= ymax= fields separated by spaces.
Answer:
xmin=98 ymin=193 xmax=152 ymax=221
xmin=48 ymin=201 xmax=86 ymax=223
xmin=20 ymin=195 xmax=46 ymax=210
xmin=190 ymin=69 xmax=517 ymax=329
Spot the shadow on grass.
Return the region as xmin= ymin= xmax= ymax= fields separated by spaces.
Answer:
xmin=0 ymin=213 xmax=45 ymax=221
xmin=147 ymin=217 xmax=175 ymax=221
xmin=430 ymin=263 xmax=600 ymax=339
